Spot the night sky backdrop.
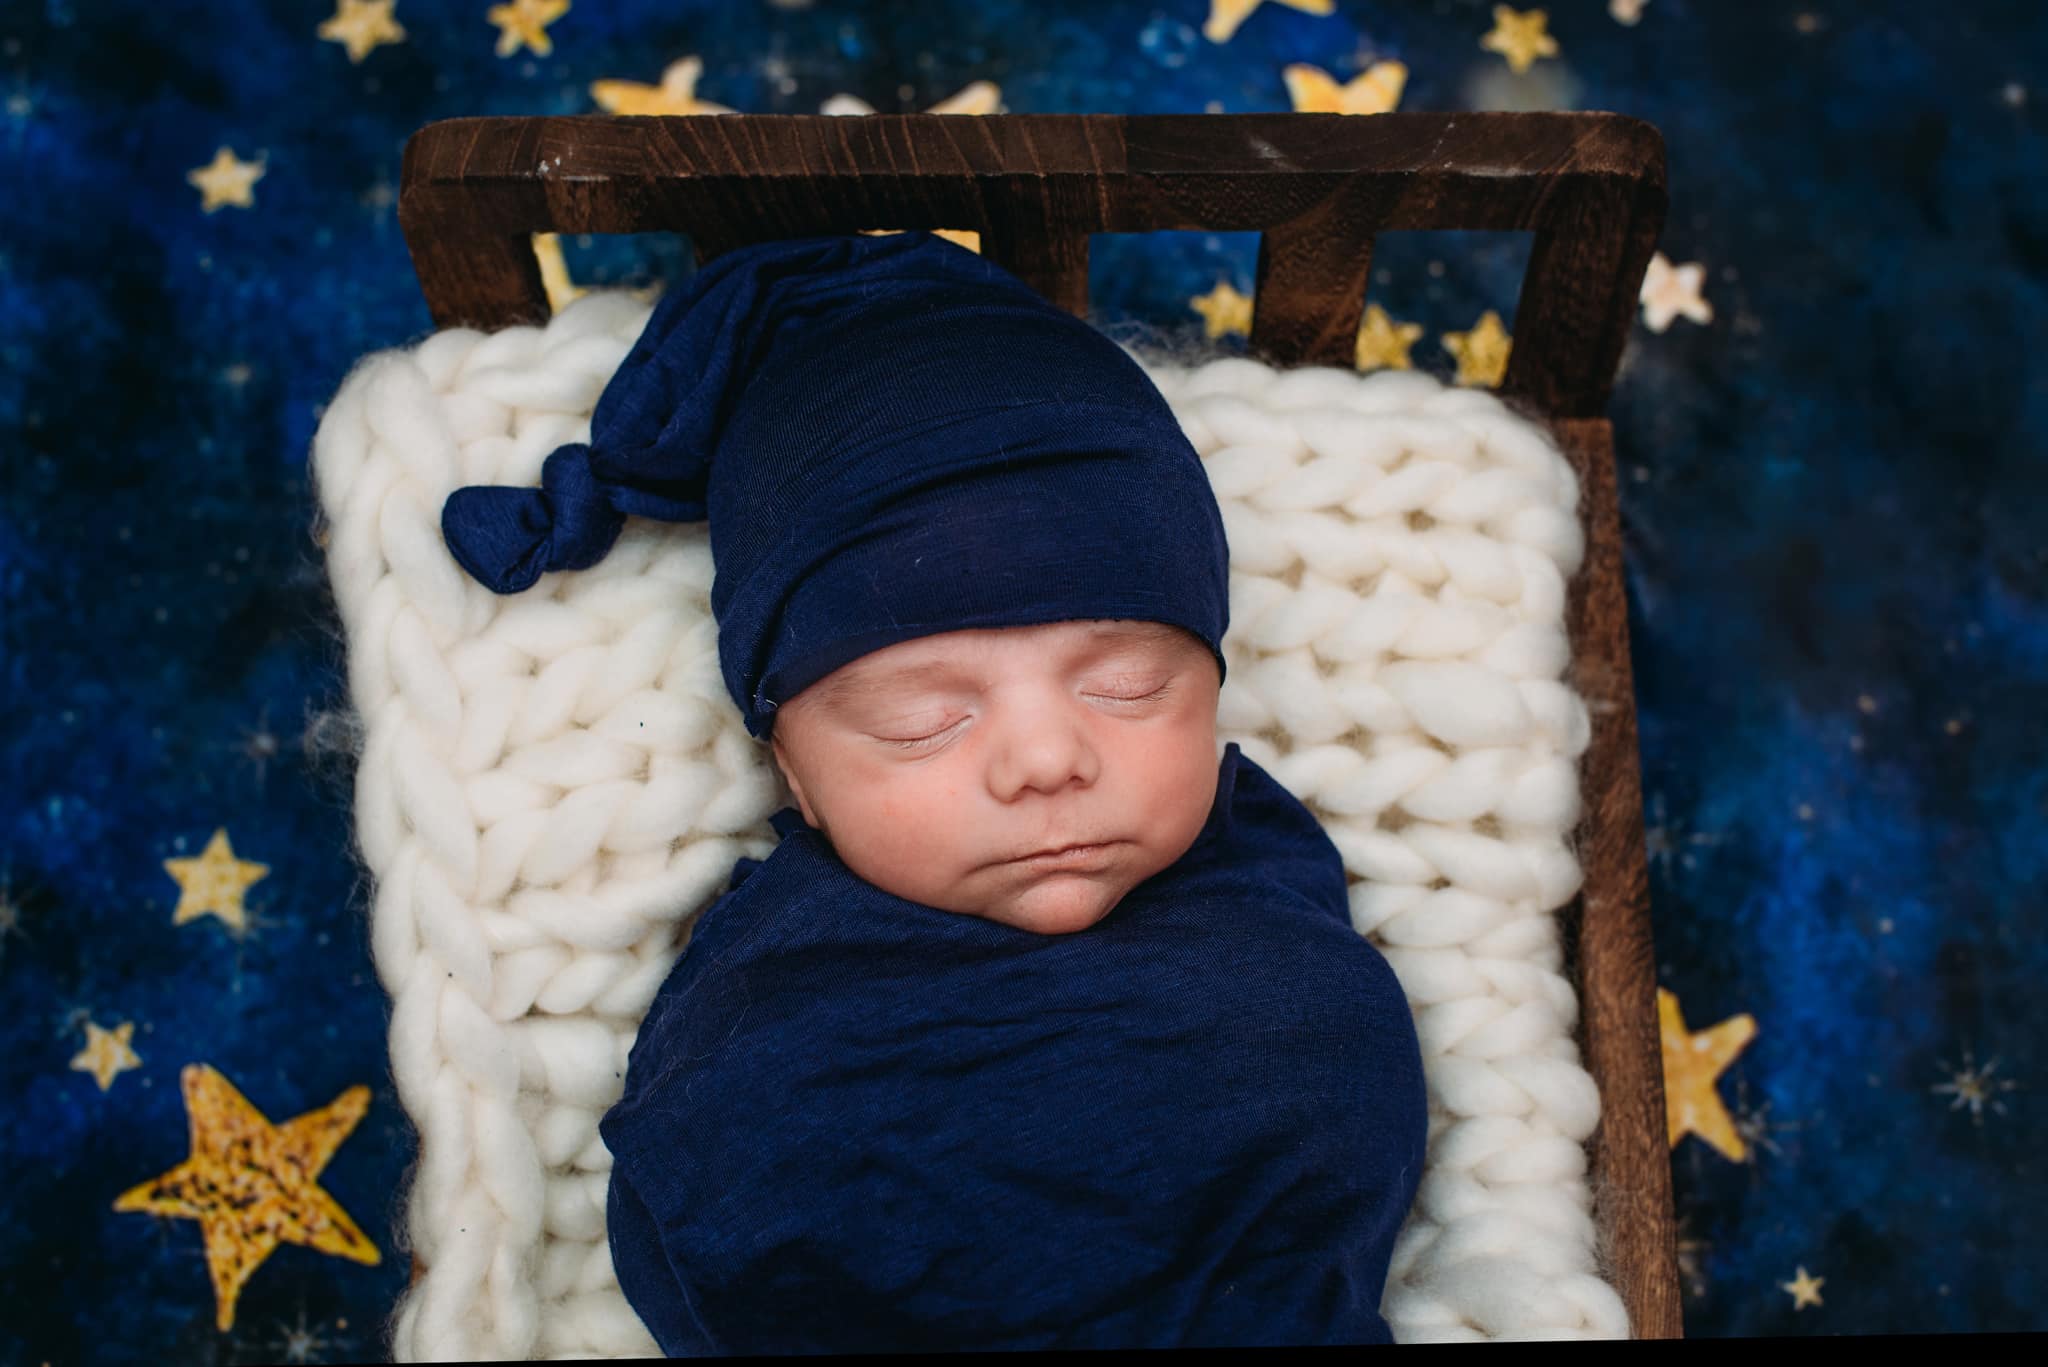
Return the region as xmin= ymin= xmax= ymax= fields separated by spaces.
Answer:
xmin=3 ymin=1 xmax=2043 ymax=1361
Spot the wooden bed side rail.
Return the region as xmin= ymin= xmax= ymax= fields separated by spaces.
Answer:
xmin=398 ymin=111 xmax=1666 ymax=419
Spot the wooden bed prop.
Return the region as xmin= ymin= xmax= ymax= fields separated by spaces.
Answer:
xmin=396 ymin=110 xmax=1679 ymax=1340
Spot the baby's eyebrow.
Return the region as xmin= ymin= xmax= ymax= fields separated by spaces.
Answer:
xmin=817 ymin=624 xmax=1183 ymax=711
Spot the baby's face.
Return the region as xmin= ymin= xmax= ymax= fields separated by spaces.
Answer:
xmin=768 ymin=619 xmax=1222 ymax=936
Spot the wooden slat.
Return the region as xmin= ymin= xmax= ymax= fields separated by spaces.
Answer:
xmin=400 ymin=112 xmax=1665 ymax=418
xmin=1554 ymin=417 xmax=1682 ymax=1339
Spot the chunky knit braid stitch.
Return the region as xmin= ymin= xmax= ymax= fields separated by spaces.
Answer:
xmin=311 ymin=289 xmax=1629 ymax=1358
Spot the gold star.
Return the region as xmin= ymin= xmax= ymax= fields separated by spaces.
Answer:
xmin=71 ymin=1019 xmax=143 ymax=1092
xmin=1204 ymin=0 xmax=1337 ymax=45
xmin=1780 ymin=1265 xmax=1825 ymax=1310
xmin=1354 ymin=303 xmax=1426 ymax=371
xmin=186 ymin=147 xmax=267 ymax=213
xmin=1441 ymin=310 xmax=1514 ymax=388
xmin=112 ymin=1064 xmax=381 ymax=1331
xmin=1660 ymin=987 xmax=1757 ymax=1161
xmin=923 ymin=79 xmax=1001 ymax=115
xmin=1282 ymin=60 xmax=1407 ymax=114
xmin=1640 ymin=251 xmax=1715 ymax=332
xmin=317 ymin=0 xmax=406 ymax=65
xmin=1481 ymin=6 xmax=1562 ymax=74
xmin=533 ymin=232 xmax=587 ymax=312
xmin=821 ymin=78 xmax=1002 ymax=118
xmin=164 ymin=827 xmax=270 ymax=934
xmin=1190 ymin=280 xmax=1255 ymax=340
xmin=488 ymin=0 xmax=569 ymax=59
xmin=589 ymin=54 xmax=734 ymax=115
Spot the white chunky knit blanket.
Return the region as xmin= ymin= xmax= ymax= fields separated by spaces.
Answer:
xmin=311 ymin=287 xmax=1632 ymax=1358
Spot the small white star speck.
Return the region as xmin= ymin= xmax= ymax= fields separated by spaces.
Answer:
xmin=1932 ymin=1047 xmax=2021 ymax=1125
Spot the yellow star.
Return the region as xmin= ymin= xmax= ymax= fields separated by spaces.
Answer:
xmin=589 ymin=54 xmax=735 ymax=115
xmin=856 ymin=226 xmax=985 ymax=255
xmin=186 ymin=147 xmax=267 ymax=214
xmin=1481 ymin=5 xmax=1562 ymax=74
xmin=113 ymin=1064 xmax=380 ymax=1331
xmin=1204 ymin=0 xmax=1337 ymax=45
xmin=163 ymin=827 xmax=270 ymax=934
xmin=1354 ymin=303 xmax=1426 ymax=372
xmin=821 ymin=78 xmax=1001 ymax=119
xmin=923 ymin=79 xmax=1001 ymax=116
xmin=317 ymin=0 xmax=406 ymax=65
xmin=71 ymin=1019 xmax=143 ymax=1092
xmin=1191 ymin=280 xmax=1255 ymax=340
xmin=488 ymin=0 xmax=568 ymax=59
xmin=533 ymin=232 xmax=587 ymax=312
xmin=1659 ymin=987 xmax=1758 ymax=1161
xmin=1441 ymin=310 xmax=1514 ymax=388
xmin=1780 ymin=1265 xmax=1825 ymax=1310
xmin=1281 ymin=60 xmax=1408 ymax=114
xmin=1640 ymin=251 xmax=1715 ymax=333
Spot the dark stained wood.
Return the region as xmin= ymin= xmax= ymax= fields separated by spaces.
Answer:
xmin=400 ymin=113 xmax=1665 ymax=418
xmin=396 ymin=110 xmax=1679 ymax=1339
xmin=1556 ymin=417 xmax=1682 ymax=1340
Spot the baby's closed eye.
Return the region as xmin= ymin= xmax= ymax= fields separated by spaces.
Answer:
xmin=873 ymin=677 xmax=1176 ymax=748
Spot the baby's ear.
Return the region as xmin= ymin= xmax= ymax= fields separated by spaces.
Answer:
xmin=769 ymin=733 xmax=811 ymax=816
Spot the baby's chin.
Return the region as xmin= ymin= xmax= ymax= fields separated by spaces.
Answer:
xmin=960 ymin=872 xmax=1133 ymax=936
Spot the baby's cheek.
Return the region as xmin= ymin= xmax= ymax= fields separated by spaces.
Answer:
xmin=859 ymin=779 xmax=958 ymax=879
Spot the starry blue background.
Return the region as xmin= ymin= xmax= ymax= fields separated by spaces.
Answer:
xmin=2 ymin=0 xmax=2043 ymax=1360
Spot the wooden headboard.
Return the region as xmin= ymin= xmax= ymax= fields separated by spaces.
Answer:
xmin=396 ymin=110 xmax=1679 ymax=1339
xmin=399 ymin=112 xmax=1663 ymax=420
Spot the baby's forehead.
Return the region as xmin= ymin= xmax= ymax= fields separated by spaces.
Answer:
xmin=820 ymin=620 xmax=1191 ymax=701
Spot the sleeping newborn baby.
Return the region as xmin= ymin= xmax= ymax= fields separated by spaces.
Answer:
xmin=440 ymin=230 xmax=1428 ymax=1351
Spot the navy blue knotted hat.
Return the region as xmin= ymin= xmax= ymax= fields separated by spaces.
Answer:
xmin=441 ymin=230 xmax=1229 ymax=740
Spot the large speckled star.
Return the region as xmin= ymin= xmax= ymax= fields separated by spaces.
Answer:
xmin=112 ymin=1065 xmax=380 ymax=1331
xmin=589 ymin=54 xmax=734 ymax=115
xmin=1204 ymin=0 xmax=1336 ymax=45
xmin=187 ymin=147 xmax=267 ymax=213
xmin=1441 ymin=310 xmax=1514 ymax=388
xmin=1481 ymin=5 xmax=1561 ymax=74
xmin=1354 ymin=303 xmax=1426 ymax=372
xmin=1281 ymin=60 xmax=1407 ymax=114
xmin=163 ymin=827 xmax=270 ymax=933
xmin=488 ymin=0 xmax=568 ymax=59
xmin=317 ymin=0 xmax=406 ymax=64
xmin=1640 ymin=251 xmax=1715 ymax=332
xmin=71 ymin=1019 xmax=142 ymax=1092
xmin=1191 ymin=280 xmax=1254 ymax=340
xmin=1660 ymin=987 xmax=1758 ymax=1161
xmin=1780 ymin=1265 xmax=1825 ymax=1310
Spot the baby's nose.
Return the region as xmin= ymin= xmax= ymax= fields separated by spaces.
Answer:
xmin=990 ymin=712 xmax=1098 ymax=797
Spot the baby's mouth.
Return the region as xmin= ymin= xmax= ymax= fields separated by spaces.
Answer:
xmin=1009 ymin=842 xmax=1118 ymax=867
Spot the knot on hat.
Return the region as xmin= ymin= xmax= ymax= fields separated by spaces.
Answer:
xmin=441 ymin=442 xmax=630 ymax=594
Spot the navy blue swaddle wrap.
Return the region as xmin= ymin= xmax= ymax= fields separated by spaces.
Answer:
xmin=599 ymin=742 xmax=1428 ymax=1352
xmin=438 ymin=230 xmax=1429 ymax=1349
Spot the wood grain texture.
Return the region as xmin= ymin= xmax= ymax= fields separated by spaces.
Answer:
xmin=395 ymin=110 xmax=1680 ymax=1339
xmin=1556 ymin=417 xmax=1683 ymax=1339
xmin=400 ymin=112 xmax=1664 ymax=417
